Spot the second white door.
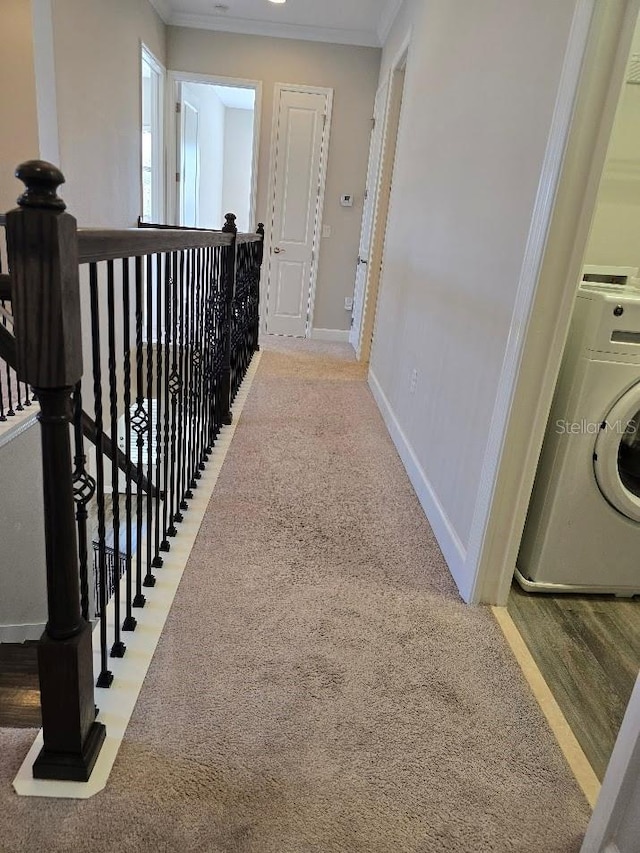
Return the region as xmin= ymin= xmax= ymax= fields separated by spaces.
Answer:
xmin=266 ymin=86 xmax=331 ymax=337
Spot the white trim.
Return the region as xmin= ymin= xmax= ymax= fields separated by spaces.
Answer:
xmin=264 ymin=83 xmax=333 ymax=339
xmin=141 ymin=43 xmax=166 ymax=225
xmin=467 ymin=0 xmax=640 ymax=605
xmin=166 ymin=70 xmax=262 ymax=230
xmin=310 ymin=328 xmax=350 ymax=343
xmin=492 ymin=606 xmax=601 ymax=809
xmin=169 ymin=13 xmax=380 ymax=48
xmin=0 ymin=623 xmax=46 ymax=643
xmin=13 ymin=354 xmax=262 ymax=799
xmin=377 ymin=0 xmax=404 ymax=46
xmin=368 ymin=368 xmax=469 ymax=596
xmin=0 ymin=413 xmax=39 ymax=450
xmin=355 ymin=31 xmax=411 ymax=363
xmin=581 ymin=673 xmax=640 ymax=852
xmin=306 ymin=87 xmax=333 ymax=337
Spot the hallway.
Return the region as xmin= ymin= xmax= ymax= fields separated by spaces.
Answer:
xmin=0 ymin=340 xmax=590 ymax=851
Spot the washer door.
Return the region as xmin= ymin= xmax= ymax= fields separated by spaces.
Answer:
xmin=594 ymin=382 xmax=640 ymax=522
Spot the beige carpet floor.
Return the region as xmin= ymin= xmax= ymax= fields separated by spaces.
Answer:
xmin=0 ymin=339 xmax=590 ymax=852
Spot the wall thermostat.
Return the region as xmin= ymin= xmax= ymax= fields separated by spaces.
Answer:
xmin=340 ymin=194 xmax=354 ymax=207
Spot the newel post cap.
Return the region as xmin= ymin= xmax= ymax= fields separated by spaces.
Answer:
xmin=223 ymin=213 xmax=237 ymax=234
xmin=15 ymin=160 xmax=67 ymax=211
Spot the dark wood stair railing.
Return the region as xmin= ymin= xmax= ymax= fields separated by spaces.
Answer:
xmin=4 ymin=160 xmax=265 ymax=782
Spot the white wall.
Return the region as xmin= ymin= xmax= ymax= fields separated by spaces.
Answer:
xmin=0 ymin=0 xmax=40 ymax=213
xmin=168 ymin=28 xmax=380 ymax=332
xmin=50 ymin=0 xmax=166 ymax=226
xmin=222 ymin=107 xmax=254 ymax=233
xmin=369 ymin=0 xmax=582 ymax=600
xmin=585 ymin=80 xmax=640 ymax=270
xmin=182 ymin=82 xmax=225 ymax=228
xmin=0 ymin=420 xmax=47 ymax=641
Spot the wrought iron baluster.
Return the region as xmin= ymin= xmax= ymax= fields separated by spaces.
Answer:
xmin=107 ymin=261 xmax=126 ymax=657
xmin=152 ymin=252 xmax=165 ymax=569
xmin=0 ymin=368 xmax=6 ymax=421
xmin=189 ymin=243 xmax=202 ymax=489
xmin=197 ymin=246 xmax=209 ymax=468
xmin=183 ymin=248 xmax=194 ymax=502
xmin=212 ymin=244 xmax=225 ymax=442
xmin=161 ymin=252 xmax=174 ymax=550
xmin=2 ymin=305 xmax=14 ymax=417
xmin=121 ymin=258 xmax=137 ymax=632
xmin=144 ymin=253 xmax=156 ymax=589
xmin=72 ymin=382 xmax=95 ymax=623
xmin=176 ymin=249 xmax=187 ymax=517
xmin=132 ymin=256 xmax=147 ymax=609
xmin=167 ymin=251 xmax=180 ymax=538
xmin=202 ymin=246 xmax=214 ymax=457
xmin=89 ymin=263 xmax=114 ymax=688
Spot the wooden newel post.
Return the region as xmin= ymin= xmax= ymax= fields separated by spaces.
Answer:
xmin=6 ymin=160 xmax=106 ymax=782
xmin=219 ymin=212 xmax=237 ymax=426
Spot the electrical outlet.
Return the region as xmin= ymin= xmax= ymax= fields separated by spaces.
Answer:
xmin=409 ymin=368 xmax=418 ymax=394
xmin=322 ymin=224 xmax=331 ymax=238
xmin=344 ymin=297 xmax=354 ymax=311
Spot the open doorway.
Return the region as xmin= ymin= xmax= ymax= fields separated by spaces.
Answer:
xmin=506 ymin=10 xmax=640 ymax=796
xmin=349 ymin=41 xmax=408 ymax=362
xmin=168 ymin=73 xmax=261 ymax=232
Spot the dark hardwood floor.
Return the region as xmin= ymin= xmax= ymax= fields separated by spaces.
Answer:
xmin=0 ymin=642 xmax=40 ymax=728
xmin=508 ymin=583 xmax=640 ymax=780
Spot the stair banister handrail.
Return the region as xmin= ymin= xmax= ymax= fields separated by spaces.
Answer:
xmin=4 ymin=159 xmax=265 ymax=783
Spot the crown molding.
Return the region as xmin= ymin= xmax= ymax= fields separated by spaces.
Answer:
xmin=168 ymin=12 xmax=381 ymax=48
xmin=147 ymin=0 xmax=171 ymax=24
xmin=377 ymin=0 xmax=404 ymax=46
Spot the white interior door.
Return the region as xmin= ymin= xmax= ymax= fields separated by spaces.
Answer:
xmin=179 ymin=98 xmax=200 ymax=227
xmin=266 ymin=87 xmax=331 ymax=337
xmin=350 ymin=82 xmax=388 ymax=350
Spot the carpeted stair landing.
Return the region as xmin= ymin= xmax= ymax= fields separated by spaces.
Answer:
xmin=0 ymin=339 xmax=590 ymax=852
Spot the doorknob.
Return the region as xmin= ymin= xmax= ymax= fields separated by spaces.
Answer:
xmin=274 ymin=247 xmax=285 ymax=254
xmin=358 ymin=256 xmax=368 ymax=265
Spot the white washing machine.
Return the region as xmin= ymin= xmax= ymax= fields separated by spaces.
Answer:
xmin=517 ymin=271 xmax=640 ymax=595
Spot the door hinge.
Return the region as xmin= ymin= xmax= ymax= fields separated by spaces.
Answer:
xmin=176 ymin=102 xmax=181 ymax=114
xmin=175 ymin=172 xmax=180 ymax=183
xmin=364 ymin=188 xmax=369 ymax=201
xmin=371 ymin=117 xmax=376 ymax=130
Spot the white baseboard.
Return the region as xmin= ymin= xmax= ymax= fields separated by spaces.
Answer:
xmin=368 ymin=369 xmax=471 ymax=601
xmin=0 ymin=623 xmax=46 ymax=643
xmin=310 ymin=328 xmax=350 ymax=343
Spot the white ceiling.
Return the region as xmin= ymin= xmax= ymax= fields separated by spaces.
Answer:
xmin=212 ymin=85 xmax=256 ymax=109
xmin=148 ymin=0 xmax=402 ymax=47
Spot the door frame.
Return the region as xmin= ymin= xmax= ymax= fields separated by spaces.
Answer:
xmin=165 ymin=70 xmax=262 ymax=229
xmin=179 ymin=97 xmax=201 ymax=227
xmin=581 ymin=672 xmax=640 ymax=852
xmin=355 ymin=32 xmax=410 ymax=362
xmin=466 ymin=0 xmax=640 ymax=605
xmin=140 ymin=42 xmax=166 ymax=224
xmin=349 ymin=78 xmax=389 ymax=353
xmin=263 ymin=82 xmax=333 ymax=337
